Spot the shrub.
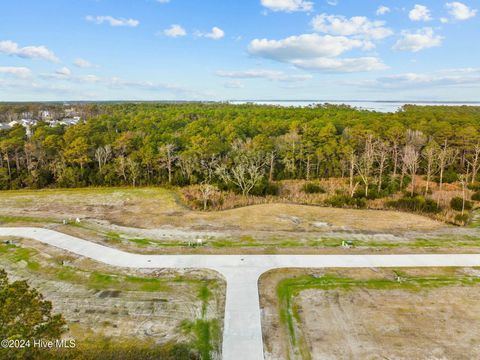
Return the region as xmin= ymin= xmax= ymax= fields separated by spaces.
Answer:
xmin=472 ymin=191 xmax=480 ymax=201
xmin=325 ymin=195 xmax=367 ymax=209
xmin=433 ymin=170 xmax=458 ymax=184
xmin=455 ymin=213 xmax=470 ymax=226
xmin=387 ymin=195 xmax=441 ymax=214
xmin=468 ymin=183 xmax=480 ymax=191
xmin=251 ymin=180 xmax=280 ymax=196
xmin=450 ymin=197 xmax=473 ymax=211
xmin=302 ymin=183 xmax=326 ymax=194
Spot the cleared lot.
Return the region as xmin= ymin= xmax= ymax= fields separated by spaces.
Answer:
xmin=4 ymin=187 xmax=478 ymax=255
xmin=260 ymin=268 xmax=480 ymax=360
xmin=0 ymin=237 xmax=225 ymax=357
xmin=0 ymin=187 xmax=445 ymax=232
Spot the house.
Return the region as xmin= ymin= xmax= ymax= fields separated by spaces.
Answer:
xmin=40 ymin=110 xmax=52 ymax=120
xmin=60 ymin=118 xmax=79 ymax=126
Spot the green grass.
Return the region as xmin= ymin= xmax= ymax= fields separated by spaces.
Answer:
xmin=198 ymin=284 xmax=211 ymax=318
xmin=128 ymin=238 xmax=152 ymax=246
xmin=0 ymin=215 xmax=59 ymax=224
xmin=125 ymin=275 xmax=169 ymax=292
xmin=180 ymin=319 xmax=220 ymax=360
xmin=89 ymin=272 xmax=118 ymax=289
xmin=277 ymin=272 xmax=480 ymax=359
xmin=0 ymin=243 xmax=181 ymax=293
xmin=178 ymin=282 xmax=220 ymax=360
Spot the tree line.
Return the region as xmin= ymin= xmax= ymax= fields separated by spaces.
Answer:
xmin=0 ymin=103 xmax=479 ymax=199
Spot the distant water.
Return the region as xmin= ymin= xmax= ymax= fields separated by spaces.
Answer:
xmin=229 ymin=100 xmax=480 ymax=113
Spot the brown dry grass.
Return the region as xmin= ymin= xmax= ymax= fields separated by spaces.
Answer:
xmin=0 ymin=187 xmax=445 ymax=233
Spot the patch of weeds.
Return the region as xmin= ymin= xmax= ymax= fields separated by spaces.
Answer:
xmin=55 ymin=267 xmax=81 ymax=282
xmin=128 ymin=238 xmax=153 ymax=247
xmin=105 ymin=231 xmax=122 ymax=244
xmin=198 ymin=284 xmax=211 ymax=317
xmin=89 ymin=272 xmax=118 ymax=289
xmin=125 ymin=276 xmax=169 ymax=292
xmin=181 ymin=319 xmax=220 ymax=360
xmin=0 ymin=215 xmax=58 ymax=224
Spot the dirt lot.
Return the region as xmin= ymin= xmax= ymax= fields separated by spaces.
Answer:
xmin=0 ymin=187 xmax=445 ymax=232
xmin=0 ymin=236 xmax=225 ymax=354
xmin=2 ymin=187 xmax=480 ymax=255
xmin=260 ymin=268 xmax=480 ymax=360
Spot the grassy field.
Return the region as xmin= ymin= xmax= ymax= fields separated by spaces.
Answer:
xmin=261 ymin=268 xmax=480 ymax=360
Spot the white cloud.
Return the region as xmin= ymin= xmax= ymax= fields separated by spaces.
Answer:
xmin=289 ymin=57 xmax=387 ymax=72
xmin=0 ymin=40 xmax=59 ymax=62
xmin=203 ymin=27 xmax=225 ymax=40
xmin=249 ymin=34 xmax=365 ymax=61
xmin=446 ymin=2 xmax=477 ymax=20
xmin=86 ymin=15 xmax=139 ymax=27
xmin=312 ymin=14 xmax=393 ymax=40
xmin=157 ymin=0 xmax=170 ymax=3
xmin=163 ymin=24 xmax=187 ymax=37
xmin=366 ymin=68 xmax=480 ymax=89
xmin=55 ymin=67 xmax=72 ymax=77
xmin=0 ymin=66 xmax=32 ymax=78
xmin=260 ymin=0 xmax=313 ymax=12
xmin=376 ymin=6 xmax=391 ymax=16
xmin=393 ymin=28 xmax=443 ymax=52
xmin=248 ymin=34 xmax=386 ymax=72
xmin=74 ymin=58 xmax=96 ymax=68
xmin=40 ymin=69 xmax=100 ymax=83
xmin=216 ymin=69 xmax=312 ymax=82
xmin=327 ymin=0 xmax=338 ymax=5
xmin=409 ymin=4 xmax=432 ymax=21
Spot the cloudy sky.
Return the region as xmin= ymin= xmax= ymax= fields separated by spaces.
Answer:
xmin=0 ymin=0 xmax=479 ymax=101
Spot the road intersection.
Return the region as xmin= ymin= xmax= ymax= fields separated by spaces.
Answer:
xmin=1 ymin=227 xmax=479 ymax=360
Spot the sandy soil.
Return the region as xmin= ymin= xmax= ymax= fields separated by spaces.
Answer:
xmin=260 ymin=268 xmax=480 ymax=360
xmin=0 ymin=237 xmax=225 ymax=346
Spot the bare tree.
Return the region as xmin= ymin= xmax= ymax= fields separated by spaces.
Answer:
xmin=115 ymin=156 xmax=128 ymax=183
xmin=267 ymin=151 xmax=276 ymax=182
xmin=346 ymin=149 xmax=359 ymax=198
xmin=94 ymin=145 xmax=112 ymax=172
xmin=391 ymin=140 xmax=400 ymax=178
xmin=466 ymin=143 xmax=480 ymax=184
xmin=126 ymin=157 xmax=140 ymax=187
xmin=355 ymin=135 xmax=375 ymax=197
xmin=436 ymin=140 xmax=457 ymax=192
xmin=459 ymin=174 xmax=468 ymax=215
xmin=375 ymin=140 xmax=389 ymax=192
xmin=216 ymin=153 xmax=266 ymax=197
xmin=178 ymin=153 xmax=197 ymax=184
xmin=158 ymin=143 xmax=176 ymax=184
xmin=402 ymin=145 xmax=421 ymax=196
xmin=422 ymin=140 xmax=440 ymax=194
xmin=200 ymin=155 xmax=220 ymax=183
xmin=198 ymin=182 xmax=218 ymax=210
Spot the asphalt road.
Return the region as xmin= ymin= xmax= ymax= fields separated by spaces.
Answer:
xmin=1 ymin=227 xmax=480 ymax=360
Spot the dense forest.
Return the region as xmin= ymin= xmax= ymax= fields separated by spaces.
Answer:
xmin=1 ymin=103 xmax=480 ymax=222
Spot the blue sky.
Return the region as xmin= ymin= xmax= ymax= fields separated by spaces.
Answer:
xmin=0 ymin=0 xmax=479 ymax=101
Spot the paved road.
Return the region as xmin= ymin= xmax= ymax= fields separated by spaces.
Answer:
xmin=1 ymin=227 xmax=480 ymax=360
